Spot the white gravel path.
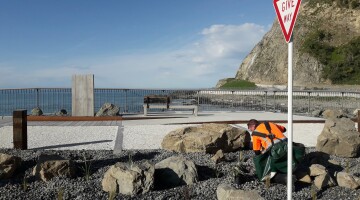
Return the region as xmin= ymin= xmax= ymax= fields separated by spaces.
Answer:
xmin=0 ymin=111 xmax=339 ymax=150
xmin=0 ymin=126 xmax=118 ymax=150
xmin=122 ymin=125 xmax=193 ymax=149
xmin=0 ymin=125 xmax=195 ymax=150
xmin=0 ymin=123 xmax=326 ymax=150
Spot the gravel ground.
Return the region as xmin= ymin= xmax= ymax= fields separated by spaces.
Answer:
xmin=0 ymin=147 xmax=359 ymax=200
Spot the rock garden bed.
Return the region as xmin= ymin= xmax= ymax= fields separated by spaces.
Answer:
xmin=0 ymin=147 xmax=359 ymax=200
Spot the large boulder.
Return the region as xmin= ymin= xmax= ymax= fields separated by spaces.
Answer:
xmin=96 ymin=103 xmax=120 ymax=116
xmin=312 ymin=109 xmax=324 ymax=118
xmin=31 ymin=107 xmax=43 ymax=116
xmin=211 ymin=149 xmax=225 ymax=164
xmin=216 ymin=183 xmax=263 ymax=200
xmin=155 ymin=156 xmax=198 ymax=188
xmin=101 ymin=161 xmax=154 ymax=196
xmin=316 ymin=117 xmax=360 ymax=157
xmin=295 ymin=171 xmax=312 ymax=184
xmin=0 ymin=153 xmax=21 ymax=179
xmin=321 ymin=109 xmax=345 ymax=119
xmin=32 ymin=154 xmax=76 ymax=182
xmin=336 ymin=172 xmax=360 ymax=189
xmin=314 ymin=172 xmax=336 ymax=190
xmin=321 ymin=109 xmax=354 ymax=119
xmin=162 ymin=124 xmax=250 ymax=153
xmin=309 ymin=164 xmax=327 ymax=177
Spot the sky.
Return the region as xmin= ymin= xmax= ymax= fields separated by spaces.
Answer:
xmin=0 ymin=0 xmax=276 ymax=89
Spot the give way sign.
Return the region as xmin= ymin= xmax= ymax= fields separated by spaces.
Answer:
xmin=273 ymin=0 xmax=301 ymax=43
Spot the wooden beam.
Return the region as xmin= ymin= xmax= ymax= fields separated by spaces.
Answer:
xmin=167 ymin=119 xmax=326 ymax=125
xmin=26 ymin=116 xmax=185 ymax=121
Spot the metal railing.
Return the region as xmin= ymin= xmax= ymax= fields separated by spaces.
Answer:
xmin=0 ymin=88 xmax=71 ymax=116
xmin=0 ymin=88 xmax=359 ymax=116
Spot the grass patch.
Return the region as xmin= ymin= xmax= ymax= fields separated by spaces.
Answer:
xmin=81 ymin=154 xmax=92 ymax=182
xmin=220 ymin=79 xmax=256 ymax=89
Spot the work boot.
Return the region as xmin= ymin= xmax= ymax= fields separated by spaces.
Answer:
xmin=272 ymin=173 xmax=297 ymax=184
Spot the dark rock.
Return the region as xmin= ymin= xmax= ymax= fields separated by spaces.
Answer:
xmin=155 ymin=156 xmax=198 ymax=188
xmin=55 ymin=109 xmax=67 ymax=116
xmin=0 ymin=153 xmax=21 ymax=179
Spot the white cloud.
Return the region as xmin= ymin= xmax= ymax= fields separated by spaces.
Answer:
xmin=0 ymin=23 xmax=268 ymax=89
xmin=199 ymin=23 xmax=267 ymax=58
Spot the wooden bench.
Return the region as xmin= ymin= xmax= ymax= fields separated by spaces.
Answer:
xmin=143 ymin=96 xmax=198 ymax=116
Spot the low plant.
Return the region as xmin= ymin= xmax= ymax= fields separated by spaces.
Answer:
xmin=232 ymin=165 xmax=242 ymax=185
xmin=214 ymin=164 xmax=220 ymax=178
xmin=81 ymin=154 xmax=92 ymax=182
xmin=233 ymin=150 xmax=249 ymax=176
xmin=108 ymin=190 xmax=116 ymax=200
xmin=235 ymin=154 xmax=248 ymax=174
xmin=22 ymin=175 xmax=28 ymax=191
xmin=265 ymin=175 xmax=271 ymax=189
xmin=232 ymin=165 xmax=242 ymax=177
xmin=311 ymin=183 xmax=317 ymax=200
xmin=128 ymin=153 xmax=133 ymax=168
xmin=238 ymin=151 xmax=244 ymax=164
xmin=57 ymin=187 xmax=64 ymax=200
xmin=345 ymin=159 xmax=350 ymax=173
xmin=183 ymin=186 xmax=191 ymax=200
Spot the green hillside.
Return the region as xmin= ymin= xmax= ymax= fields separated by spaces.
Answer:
xmin=301 ymin=30 xmax=360 ymax=84
xmin=219 ymin=79 xmax=256 ymax=89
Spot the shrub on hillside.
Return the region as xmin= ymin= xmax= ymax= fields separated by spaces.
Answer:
xmin=301 ymin=29 xmax=360 ymax=85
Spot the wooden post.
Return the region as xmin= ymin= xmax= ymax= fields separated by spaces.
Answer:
xmin=13 ymin=110 xmax=27 ymax=150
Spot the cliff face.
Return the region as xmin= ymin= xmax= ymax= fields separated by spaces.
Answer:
xmin=234 ymin=0 xmax=360 ymax=86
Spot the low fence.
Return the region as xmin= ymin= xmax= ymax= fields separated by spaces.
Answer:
xmin=0 ymin=88 xmax=359 ymax=116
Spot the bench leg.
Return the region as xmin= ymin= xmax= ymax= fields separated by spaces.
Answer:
xmin=144 ymin=107 xmax=148 ymax=116
xmin=194 ymin=107 xmax=198 ymax=116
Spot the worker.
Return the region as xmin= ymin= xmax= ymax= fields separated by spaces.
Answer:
xmin=247 ymin=119 xmax=287 ymax=155
xmin=247 ymin=119 xmax=304 ymax=183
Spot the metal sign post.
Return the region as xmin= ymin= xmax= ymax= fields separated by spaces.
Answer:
xmin=287 ymin=35 xmax=293 ymax=199
xmin=273 ymin=0 xmax=301 ymax=199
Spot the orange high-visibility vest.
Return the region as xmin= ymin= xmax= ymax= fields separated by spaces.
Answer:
xmin=252 ymin=122 xmax=286 ymax=152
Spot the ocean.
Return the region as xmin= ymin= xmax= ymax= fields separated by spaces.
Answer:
xmin=1 ymin=88 xmax=359 ymax=116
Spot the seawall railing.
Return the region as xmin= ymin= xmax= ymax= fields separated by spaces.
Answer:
xmin=0 ymin=88 xmax=359 ymax=116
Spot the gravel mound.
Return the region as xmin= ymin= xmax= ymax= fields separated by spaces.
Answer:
xmin=0 ymin=147 xmax=359 ymax=200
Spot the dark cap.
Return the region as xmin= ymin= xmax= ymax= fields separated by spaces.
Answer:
xmin=247 ymin=119 xmax=259 ymax=126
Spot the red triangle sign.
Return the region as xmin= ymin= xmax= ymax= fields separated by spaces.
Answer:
xmin=273 ymin=0 xmax=301 ymax=43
